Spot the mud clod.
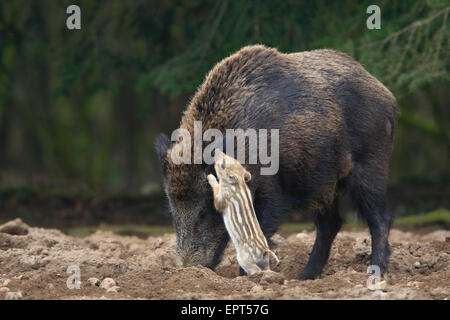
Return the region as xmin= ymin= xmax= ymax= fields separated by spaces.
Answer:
xmin=87 ymin=278 xmax=100 ymax=287
xmin=260 ymin=270 xmax=285 ymax=285
xmin=5 ymin=291 xmax=22 ymax=300
xmin=100 ymin=278 xmax=116 ymax=290
xmin=0 ymin=287 xmax=10 ymax=294
xmin=0 ymin=218 xmax=29 ymax=235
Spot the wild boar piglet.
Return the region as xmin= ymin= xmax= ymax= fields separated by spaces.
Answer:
xmin=207 ymin=149 xmax=279 ymax=275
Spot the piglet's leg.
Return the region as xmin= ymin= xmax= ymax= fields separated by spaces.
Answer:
xmin=207 ymin=174 xmax=225 ymax=211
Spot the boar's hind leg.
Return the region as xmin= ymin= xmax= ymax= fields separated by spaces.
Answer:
xmin=298 ymin=200 xmax=342 ymax=280
xmin=348 ymin=165 xmax=393 ymax=274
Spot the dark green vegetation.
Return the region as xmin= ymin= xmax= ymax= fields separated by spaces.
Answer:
xmin=63 ymin=209 xmax=450 ymax=237
xmin=0 ymin=0 xmax=448 ymax=230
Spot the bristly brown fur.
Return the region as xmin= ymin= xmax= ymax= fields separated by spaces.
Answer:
xmin=165 ymin=45 xmax=397 ymax=200
xmin=166 ymin=45 xmax=283 ymax=197
xmin=157 ymin=45 xmax=398 ymax=277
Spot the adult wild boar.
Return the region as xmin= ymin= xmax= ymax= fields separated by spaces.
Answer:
xmin=155 ymin=45 xmax=397 ymax=280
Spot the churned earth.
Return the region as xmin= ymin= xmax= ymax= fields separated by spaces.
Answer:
xmin=0 ymin=218 xmax=448 ymax=300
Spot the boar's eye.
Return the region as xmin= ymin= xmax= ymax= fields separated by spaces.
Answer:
xmin=228 ymin=174 xmax=237 ymax=182
xmin=198 ymin=208 xmax=208 ymax=220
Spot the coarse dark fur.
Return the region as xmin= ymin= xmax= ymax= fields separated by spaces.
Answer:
xmin=156 ymin=45 xmax=398 ymax=279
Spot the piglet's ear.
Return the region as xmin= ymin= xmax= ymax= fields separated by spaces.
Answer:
xmin=244 ymin=170 xmax=251 ymax=182
xmin=155 ymin=134 xmax=172 ymax=174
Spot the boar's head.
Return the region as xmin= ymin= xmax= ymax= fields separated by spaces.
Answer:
xmin=155 ymin=134 xmax=229 ymax=269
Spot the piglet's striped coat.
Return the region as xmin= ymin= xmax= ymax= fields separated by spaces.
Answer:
xmin=208 ymin=150 xmax=279 ymax=275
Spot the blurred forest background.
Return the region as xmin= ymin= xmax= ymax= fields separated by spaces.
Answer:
xmin=0 ymin=0 xmax=448 ymax=234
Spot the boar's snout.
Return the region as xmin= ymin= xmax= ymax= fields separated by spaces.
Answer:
xmin=175 ymin=249 xmax=206 ymax=268
xmin=175 ymin=242 xmax=225 ymax=269
xmin=174 ymin=227 xmax=229 ymax=269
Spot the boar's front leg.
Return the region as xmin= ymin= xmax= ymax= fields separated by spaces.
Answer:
xmin=298 ymin=199 xmax=342 ymax=280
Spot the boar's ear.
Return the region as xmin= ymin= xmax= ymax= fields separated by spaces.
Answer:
xmin=155 ymin=134 xmax=171 ymax=174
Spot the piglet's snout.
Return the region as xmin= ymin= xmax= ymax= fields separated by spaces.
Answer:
xmin=256 ymin=258 xmax=270 ymax=271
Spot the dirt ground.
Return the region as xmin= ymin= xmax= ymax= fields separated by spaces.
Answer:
xmin=0 ymin=218 xmax=449 ymax=300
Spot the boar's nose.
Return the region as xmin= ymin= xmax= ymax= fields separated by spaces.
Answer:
xmin=176 ymin=250 xmax=205 ymax=268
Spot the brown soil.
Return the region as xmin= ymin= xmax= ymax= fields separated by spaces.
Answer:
xmin=0 ymin=219 xmax=449 ymax=300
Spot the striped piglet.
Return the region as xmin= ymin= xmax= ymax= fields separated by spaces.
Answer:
xmin=207 ymin=149 xmax=279 ymax=275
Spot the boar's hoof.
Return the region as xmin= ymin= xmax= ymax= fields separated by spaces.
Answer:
xmin=297 ymin=270 xmax=322 ymax=281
